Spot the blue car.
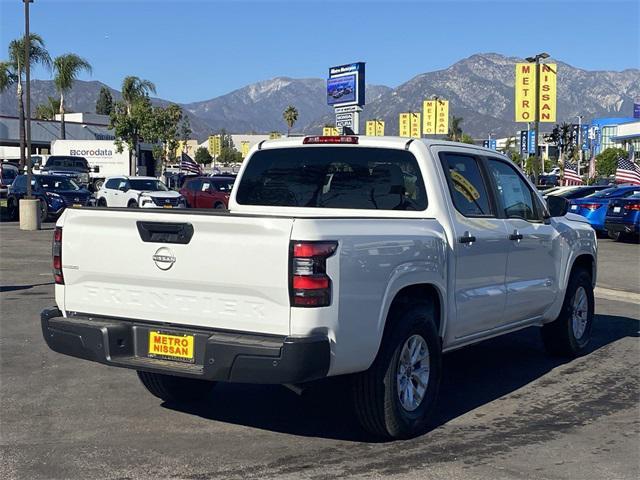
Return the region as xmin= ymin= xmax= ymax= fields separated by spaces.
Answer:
xmin=7 ymin=174 xmax=93 ymax=222
xmin=604 ymin=192 xmax=640 ymax=241
xmin=569 ymin=185 xmax=640 ymax=233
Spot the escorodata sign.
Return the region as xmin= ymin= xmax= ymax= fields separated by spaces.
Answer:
xmin=327 ymin=62 xmax=365 ymax=107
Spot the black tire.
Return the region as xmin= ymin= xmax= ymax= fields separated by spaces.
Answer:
xmin=214 ymin=202 xmax=225 ymax=209
xmin=127 ymin=200 xmax=138 ymax=208
xmin=136 ymin=371 xmax=215 ymax=403
xmin=39 ymin=199 xmax=49 ymax=223
xmin=7 ymin=197 xmax=18 ymax=220
xmin=97 ymin=197 xmax=108 ymax=207
xmin=541 ymin=268 xmax=594 ymax=357
xmin=352 ymin=303 xmax=442 ymax=439
xmin=607 ymin=230 xmax=622 ymax=241
xmin=92 ymin=179 xmax=104 ymax=192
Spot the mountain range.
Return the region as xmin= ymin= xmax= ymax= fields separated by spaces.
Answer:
xmin=1 ymin=53 xmax=638 ymax=141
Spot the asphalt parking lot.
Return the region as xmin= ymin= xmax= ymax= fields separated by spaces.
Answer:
xmin=1 ymin=221 xmax=638 ymax=480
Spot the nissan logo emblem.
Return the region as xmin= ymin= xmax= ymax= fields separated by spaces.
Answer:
xmin=152 ymin=247 xmax=176 ymax=271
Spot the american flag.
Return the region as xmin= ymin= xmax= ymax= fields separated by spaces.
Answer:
xmin=180 ymin=152 xmax=203 ymax=174
xmin=564 ymin=161 xmax=583 ymax=185
xmin=615 ymin=150 xmax=640 ymax=185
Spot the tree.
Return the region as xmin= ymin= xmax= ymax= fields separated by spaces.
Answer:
xmin=460 ymin=133 xmax=475 ymax=144
xmin=121 ymin=76 xmax=156 ymax=115
xmin=216 ymin=129 xmax=242 ymax=165
xmin=35 ymin=96 xmax=61 ymax=120
xmin=5 ymin=34 xmax=51 ymax=168
xmin=194 ymin=147 xmax=213 ymax=165
xmin=283 ymin=105 xmax=298 ymax=135
xmin=53 ymin=53 xmax=92 ymax=139
xmin=447 ymin=116 xmax=463 ymax=142
xmin=140 ymin=103 xmax=184 ymax=167
xmin=95 ymin=86 xmax=113 ymax=115
xmin=550 ymin=122 xmax=575 ymax=183
xmin=595 ymin=147 xmax=627 ymax=179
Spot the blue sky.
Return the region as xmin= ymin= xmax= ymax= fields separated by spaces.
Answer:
xmin=1 ymin=0 xmax=638 ymax=103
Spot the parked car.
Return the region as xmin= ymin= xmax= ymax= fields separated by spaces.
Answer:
xmin=1 ymin=162 xmax=19 ymax=198
xmin=95 ymin=176 xmax=186 ymax=208
xmin=162 ymin=171 xmax=199 ymax=191
xmin=7 ymin=174 xmax=92 ymax=222
xmin=569 ymin=185 xmax=640 ymax=233
xmin=544 ymin=185 xmax=610 ymax=200
xmin=604 ymin=192 xmax=640 ymax=242
xmin=39 ymin=155 xmax=95 ymax=189
xmin=179 ymin=175 xmax=235 ymax=209
xmin=42 ymin=136 xmax=597 ymax=439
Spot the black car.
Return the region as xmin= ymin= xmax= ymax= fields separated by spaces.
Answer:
xmin=41 ymin=155 xmax=96 ymax=189
xmin=1 ymin=162 xmax=19 ymax=198
xmin=7 ymin=174 xmax=93 ymax=222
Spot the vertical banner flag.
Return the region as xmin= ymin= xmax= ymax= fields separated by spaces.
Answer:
xmin=399 ymin=113 xmax=411 ymax=137
xmin=520 ymin=130 xmax=528 ymax=155
xmin=580 ymin=125 xmax=590 ymax=151
xmin=366 ymin=120 xmax=384 ymax=136
xmin=538 ymin=63 xmax=557 ymax=122
xmin=571 ymin=124 xmax=581 ymax=146
xmin=436 ymin=100 xmax=449 ymax=135
xmin=323 ymin=126 xmax=339 ymax=136
xmin=528 ymin=130 xmax=536 ymax=154
xmin=515 ymin=63 xmax=536 ymax=121
xmin=269 ymin=132 xmax=282 ymax=139
xmin=410 ymin=112 xmax=421 ymax=139
xmin=634 ymin=97 xmax=640 ymax=118
xmin=423 ymin=100 xmax=436 ymax=134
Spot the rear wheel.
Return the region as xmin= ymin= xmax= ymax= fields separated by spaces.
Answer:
xmin=137 ymin=371 xmax=216 ymax=403
xmin=6 ymin=197 xmax=18 ymax=220
xmin=352 ymin=304 xmax=442 ymax=439
xmin=214 ymin=202 xmax=225 ymax=209
xmin=39 ymin=199 xmax=49 ymax=223
xmin=127 ymin=199 xmax=138 ymax=208
xmin=97 ymin=197 xmax=107 ymax=207
xmin=607 ymin=230 xmax=623 ymax=241
xmin=541 ymin=268 xmax=594 ymax=357
xmin=92 ymin=179 xmax=104 ymax=192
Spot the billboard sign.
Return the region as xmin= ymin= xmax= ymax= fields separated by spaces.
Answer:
xmin=436 ymin=100 xmax=449 ymax=135
xmin=399 ymin=113 xmax=421 ymax=138
xmin=327 ymin=62 xmax=365 ymax=107
xmin=538 ymin=63 xmax=557 ymax=122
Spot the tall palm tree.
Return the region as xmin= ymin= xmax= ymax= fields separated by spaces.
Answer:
xmin=283 ymin=105 xmax=298 ymax=136
xmin=35 ymin=96 xmax=61 ymax=120
xmin=53 ymin=53 xmax=92 ymax=139
xmin=6 ymin=34 xmax=51 ymax=168
xmin=121 ymin=76 xmax=156 ymax=114
xmin=448 ymin=116 xmax=463 ymax=142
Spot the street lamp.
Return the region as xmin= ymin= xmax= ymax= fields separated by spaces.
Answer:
xmin=24 ymin=0 xmax=33 ymax=199
xmin=525 ymin=52 xmax=550 ymax=183
xmin=575 ymin=115 xmax=583 ymax=175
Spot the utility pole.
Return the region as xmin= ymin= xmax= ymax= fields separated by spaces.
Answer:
xmin=24 ymin=0 xmax=33 ymax=199
xmin=525 ymin=52 xmax=550 ymax=183
xmin=576 ymin=115 xmax=583 ymax=175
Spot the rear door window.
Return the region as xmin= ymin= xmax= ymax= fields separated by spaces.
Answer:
xmin=236 ymin=147 xmax=427 ymax=210
xmin=439 ymin=153 xmax=493 ymax=217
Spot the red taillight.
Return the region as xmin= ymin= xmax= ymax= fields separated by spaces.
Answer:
xmin=303 ymin=136 xmax=359 ymax=145
xmin=52 ymin=226 xmax=64 ymax=285
xmin=582 ymin=203 xmax=602 ymax=210
xmin=623 ymin=203 xmax=640 ymax=211
xmin=290 ymin=241 xmax=337 ymax=307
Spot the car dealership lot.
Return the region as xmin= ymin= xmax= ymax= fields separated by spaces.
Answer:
xmin=1 ymin=222 xmax=638 ymax=480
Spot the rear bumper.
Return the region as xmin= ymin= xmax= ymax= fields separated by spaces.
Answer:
xmin=41 ymin=307 xmax=330 ymax=384
xmin=605 ymin=219 xmax=639 ymax=234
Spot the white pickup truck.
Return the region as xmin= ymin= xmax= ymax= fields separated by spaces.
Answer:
xmin=42 ymin=136 xmax=597 ymax=439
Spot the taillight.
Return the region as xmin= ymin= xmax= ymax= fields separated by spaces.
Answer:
xmin=582 ymin=203 xmax=602 ymax=210
xmin=290 ymin=241 xmax=337 ymax=307
xmin=52 ymin=227 xmax=64 ymax=284
xmin=303 ymin=136 xmax=359 ymax=145
xmin=624 ymin=203 xmax=640 ymax=211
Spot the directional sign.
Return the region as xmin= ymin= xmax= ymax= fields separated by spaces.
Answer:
xmin=335 ymin=112 xmax=354 ymax=128
xmin=335 ymin=105 xmax=362 ymax=114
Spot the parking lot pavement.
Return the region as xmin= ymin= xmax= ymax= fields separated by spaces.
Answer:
xmin=1 ymin=222 xmax=638 ymax=480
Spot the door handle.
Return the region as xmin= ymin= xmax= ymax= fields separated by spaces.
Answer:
xmin=509 ymin=231 xmax=524 ymax=241
xmin=459 ymin=231 xmax=476 ymax=244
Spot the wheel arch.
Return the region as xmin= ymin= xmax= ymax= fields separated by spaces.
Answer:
xmin=570 ymin=253 xmax=596 ymax=287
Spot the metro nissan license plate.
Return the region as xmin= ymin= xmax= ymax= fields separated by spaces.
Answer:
xmin=148 ymin=331 xmax=194 ymax=363
xmin=163 ymin=204 xmax=173 ymax=208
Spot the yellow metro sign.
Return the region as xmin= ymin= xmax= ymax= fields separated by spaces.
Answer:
xmin=515 ymin=63 xmax=556 ymax=123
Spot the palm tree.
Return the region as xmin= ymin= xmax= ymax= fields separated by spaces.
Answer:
xmin=283 ymin=105 xmax=298 ymax=136
xmin=35 ymin=96 xmax=61 ymax=120
xmin=121 ymin=76 xmax=156 ymax=114
xmin=6 ymin=34 xmax=51 ymax=168
xmin=53 ymin=53 xmax=92 ymax=139
xmin=447 ymin=116 xmax=463 ymax=142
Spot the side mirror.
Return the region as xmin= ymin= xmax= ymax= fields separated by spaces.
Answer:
xmin=92 ymin=166 xmax=100 ymax=173
xmin=119 ymin=186 xmax=129 ymax=192
xmin=546 ymin=195 xmax=570 ymax=217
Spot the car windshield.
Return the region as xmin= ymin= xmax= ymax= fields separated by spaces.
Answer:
xmin=45 ymin=157 xmax=88 ymax=169
xmin=38 ymin=176 xmax=80 ymax=191
xmin=129 ymin=179 xmax=169 ymax=191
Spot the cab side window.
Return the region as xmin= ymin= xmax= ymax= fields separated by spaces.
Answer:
xmin=440 ymin=153 xmax=493 ymax=217
xmin=104 ymin=178 xmax=120 ymax=189
xmin=486 ymin=159 xmax=542 ymax=222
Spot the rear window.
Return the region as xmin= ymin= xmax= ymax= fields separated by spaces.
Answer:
xmin=1 ymin=164 xmax=18 ymax=180
xmin=236 ymin=147 xmax=427 ymax=210
xmin=45 ymin=156 xmax=89 ymax=169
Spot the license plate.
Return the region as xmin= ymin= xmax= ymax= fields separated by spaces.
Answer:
xmin=72 ymin=203 xmax=82 ymax=207
xmin=613 ymin=206 xmax=621 ymax=213
xmin=163 ymin=204 xmax=173 ymax=208
xmin=571 ymin=205 xmax=578 ymax=210
xmin=148 ymin=331 xmax=194 ymax=363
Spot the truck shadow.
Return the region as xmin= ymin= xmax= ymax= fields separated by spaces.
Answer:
xmin=163 ymin=313 xmax=638 ymax=442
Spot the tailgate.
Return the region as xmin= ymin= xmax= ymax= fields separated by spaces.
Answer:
xmin=60 ymin=209 xmax=294 ymax=335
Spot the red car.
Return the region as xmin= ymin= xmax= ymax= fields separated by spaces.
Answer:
xmin=180 ymin=176 xmax=235 ymax=209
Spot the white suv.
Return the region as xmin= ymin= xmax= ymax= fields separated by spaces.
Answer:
xmin=96 ymin=176 xmax=186 ymax=208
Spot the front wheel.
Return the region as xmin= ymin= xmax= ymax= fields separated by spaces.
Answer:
xmin=137 ymin=371 xmax=216 ymax=403
xmin=352 ymin=304 xmax=442 ymax=439
xmin=6 ymin=197 xmax=18 ymax=220
xmin=541 ymin=268 xmax=594 ymax=357
xmin=127 ymin=200 xmax=138 ymax=208
xmin=92 ymin=179 xmax=104 ymax=192
xmin=97 ymin=197 xmax=108 ymax=207
xmin=214 ymin=202 xmax=225 ymax=209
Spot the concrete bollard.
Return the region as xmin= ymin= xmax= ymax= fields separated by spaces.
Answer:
xmin=19 ymin=199 xmax=41 ymax=231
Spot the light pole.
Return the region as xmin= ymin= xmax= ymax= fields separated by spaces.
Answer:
xmin=525 ymin=52 xmax=550 ymax=183
xmin=575 ymin=115 xmax=583 ymax=175
xmin=24 ymin=0 xmax=33 ymax=199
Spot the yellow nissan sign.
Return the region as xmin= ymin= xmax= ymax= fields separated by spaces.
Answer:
xmin=538 ymin=63 xmax=557 ymax=122
xmin=435 ymin=100 xmax=449 ymax=134
xmin=208 ymin=135 xmax=221 ymax=157
xmin=241 ymin=141 xmax=250 ymax=158
xmin=322 ymin=126 xmax=339 ymax=136
xmin=366 ymin=120 xmax=385 ymax=136
xmin=400 ymin=113 xmax=421 ymax=138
